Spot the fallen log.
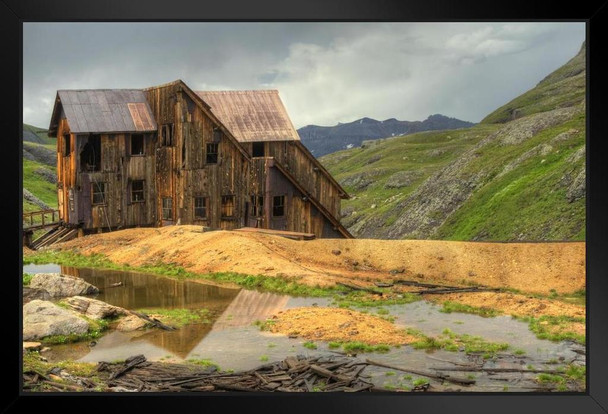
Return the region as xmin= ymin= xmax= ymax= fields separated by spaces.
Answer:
xmin=128 ymin=311 xmax=177 ymax=331
xmin=416 ymin=287 xmax=500 ymax=295
xmin=365 ymin=359 xmax=476 ymax=386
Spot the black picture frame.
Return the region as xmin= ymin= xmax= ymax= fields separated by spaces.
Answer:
xmin=5 ymin=1 xmax=607 ymax=413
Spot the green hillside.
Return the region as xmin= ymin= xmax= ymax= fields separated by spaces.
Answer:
xmin=23 ymin=123 xmax=55 ymax=145
xmin=321 ymin=43 xmax=586 ymax=241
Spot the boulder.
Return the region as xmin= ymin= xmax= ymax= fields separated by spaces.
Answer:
xmin=23 ymin=287 xmax=51 ymax=303
xmin=116 ymin=314 xmax=148 ymax=332
xmin=64 ymin=296 xmax=127 ymax=320
xmin=30 ymin=273 xmax=99 ymax=297
xmin=23 ymin=300 xmax=90 ymax=341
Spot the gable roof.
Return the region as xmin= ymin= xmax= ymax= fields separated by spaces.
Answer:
xmin=48 ymin=89 xmax=157 ymax=136
xmin=143 ymin=80 xmax=250 ymax=160
xmin=196 ymin=89 xmax=349 ymax=199
xmin=195 ymin=90 xmax=300 ymax=143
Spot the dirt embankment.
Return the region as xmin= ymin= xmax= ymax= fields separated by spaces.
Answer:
xmin=54 ymin=226 xmax=585 ymax=296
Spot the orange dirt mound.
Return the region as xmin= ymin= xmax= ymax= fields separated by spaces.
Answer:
xmin=266 ymin=307 xmax=418 ymax=345
xmin=54 ymin=225 xmax=585 ymax=295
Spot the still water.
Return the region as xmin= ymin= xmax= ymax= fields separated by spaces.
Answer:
xmin=23 ymin=264 xmax=585 ymax=391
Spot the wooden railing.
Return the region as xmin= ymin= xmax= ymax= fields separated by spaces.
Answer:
xmin=23 ymin=209 xmax=60 ymax=230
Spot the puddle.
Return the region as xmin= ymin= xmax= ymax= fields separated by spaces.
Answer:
xmin=23 ymin=264 xmax=585 ymax=392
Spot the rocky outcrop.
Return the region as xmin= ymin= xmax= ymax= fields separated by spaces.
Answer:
xmin=33 ymin=167 xmax=57 ymax=183
xmin=23 ymin=189 xmax=51 ymax=210
xmin=30 ymin=273 xmax=99 ymax=298
xmin=23 ymin=287 xmax=51 ymax=303
xmin=64 ymin=296 xmax=127 ymax=320
xmin=23 ymin=142 xmax=56 ymax=166
xmin=116 ymin=315 xmax=148 ymax=332
xmin=23 ymin=300 xmax=90 ymax=341
xmin=384 ymin=171 xmax=422 ymax=189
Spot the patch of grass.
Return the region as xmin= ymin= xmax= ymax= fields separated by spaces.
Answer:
xmin=412 ymin=378 xmax=429 ymax=387
xmin=253 ymin=319 xmax=277 ymax=331
xmin=514 ymin=349 xmax=526 ymax=356
xmin=23 ymin=273 xmax=33 ymax=286
xmin=537 ymin=373 xmax=566 ymax=384
xmin=23 ymin=351 xmax=104 ymax=390
xmin=376 ymin=308 xmax=389 ymax=315
xmin=259 ymin=355 xmax=269 ymax=362
xmin=408 ymin=328 xmax=509 ymax=358
xmin=328 ymin=341 xmax=342 ymax=349
xmin=385 ymin=371 xmax=396 ymax=376
xmin=303 ymin=341 xmax=317 ymax=350
xmin=341 ymin=341 xmax=391 ymax=354
xmin=185 ymin=358 xmax=220 ymax=370
xmin=440 ymin=301 xmax=501 ymax=318
xmin=136 ymin=308 xmax=210 ymax=327
xmin=334 ymin=291 xmax=421 ymax=308
xmin=267 ymin=342 xmax=277 ymax=348
xmin=514 ymin=315 xmax=586 ymax=344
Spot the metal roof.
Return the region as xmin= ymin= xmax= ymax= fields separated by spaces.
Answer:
xmin=195 ymin=90 xmax=300 ymax=143
xmin=53 ymin=89 xmax=157 ymax=134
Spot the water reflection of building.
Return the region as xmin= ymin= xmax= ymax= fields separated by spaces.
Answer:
xmin=63 ymin=267 xmax=289 ymax=360
xmin=212 ymin=290 xmax=290 ymax=330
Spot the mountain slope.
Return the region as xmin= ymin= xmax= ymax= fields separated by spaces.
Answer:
xmin=321 ymin=43 xmax=586 ymax=241
xmin=23 ymin=124 xmax=54 ymax=145
xmin=298 ymin=114 xmax=475 ymax=157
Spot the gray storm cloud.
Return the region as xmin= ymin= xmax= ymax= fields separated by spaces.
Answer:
xmin=23 ymin=22 xmax=584 ymax=129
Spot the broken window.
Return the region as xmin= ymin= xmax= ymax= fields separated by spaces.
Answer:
xmin=250 ymin=195 xmax=264 ymax=217
xmin=206 ymin=143 xmax=218 ymax=164
xmin=63 ymin=134 xmax=71 ymax=156
xmin=194 ymin=196 xmax=208 ymax=219
xmin=162 ymin=197 xmax=173 ymax=220
xmin=91 ymin=182 xmax=106 ymax=205
xmin=160 ymin=124 xmax=174 ymax=146
xmin=221 ymin=195 xmax=235 ymax=218
xmin=80 ymin=135 xmax=101 ymax=172
xmin=131 ymin=134 xmax=144 ymax=156
xmin=273 ymin=195 xmax=285 ymax=217
xmin=252 ymin=142 xmax=265 ymax=157
xmin=131 ymin=180 xmax=145 ymax=203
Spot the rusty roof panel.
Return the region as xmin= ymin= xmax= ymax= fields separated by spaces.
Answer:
xmin=196 ymin=90 xmax=300 ymax=143
xmin=57 ymin=89 xmax=157 ymax=134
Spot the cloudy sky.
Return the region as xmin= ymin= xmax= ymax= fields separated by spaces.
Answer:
xmin=23 ymin=22 xmax=585 ymax=129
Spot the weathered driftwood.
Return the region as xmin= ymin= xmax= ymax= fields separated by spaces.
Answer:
xmin=365 ymin=359 xmax=476 ymax=386
xmin=127 ymin=311 xmax=176 ymax=331
xmin=96 ymin=355 xmax=382 ymax=393
xmin=416 ymin=287 xmax=500 ymax=295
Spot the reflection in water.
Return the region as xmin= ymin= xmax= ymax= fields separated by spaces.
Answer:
xmin=213 ymin=290 xmax=290 ymax=330
xmin=60 ymin=266 xmax=239 ymax=312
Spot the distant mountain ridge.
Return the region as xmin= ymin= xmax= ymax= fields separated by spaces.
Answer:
xmin=298 ymin=114 xmax=475 ymax=157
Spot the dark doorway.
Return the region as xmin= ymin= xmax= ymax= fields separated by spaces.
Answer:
xmin=80 ymin=135 xmax=101 ymax=172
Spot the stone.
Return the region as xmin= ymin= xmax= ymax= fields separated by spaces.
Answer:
xmin=116 ymin=314 xmax=148 ymax=332
xmin=23 ymin=300 xmax=90 ymax=341
xmin=30 ymin=273 xmax=99 ymax=297
xmin=331 ymin=249 xmax=341 ymax=256
xmin=64 ymin=296 xmax=126 ymax=320
xmin=23 ymin=341 xmax=42 ymax=352
xmin=23 ymin=287 xmax=51 ymax=303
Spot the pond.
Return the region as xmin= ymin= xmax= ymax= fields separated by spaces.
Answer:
xmin=23 ymin=264 xmax=585 ymax=392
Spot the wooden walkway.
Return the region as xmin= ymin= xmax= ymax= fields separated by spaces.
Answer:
xmin=23 ymin=209 xmax=60 ymax=231
xmin=235 ymin=227 xmax=316 ymax=240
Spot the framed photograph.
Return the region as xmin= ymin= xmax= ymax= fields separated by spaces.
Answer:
xmin=8 ymin=1 xmax=608 ymax=413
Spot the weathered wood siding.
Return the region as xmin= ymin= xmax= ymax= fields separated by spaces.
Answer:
xmin=249 ymin=141 xmax=342 ymax=219
xmin=145 ymin=84 xmax=249 ymax=230
xmin=249 ymin=158 xmax=338 ymax=238
xmin=56 ymin=114 xmax=157 ymax=230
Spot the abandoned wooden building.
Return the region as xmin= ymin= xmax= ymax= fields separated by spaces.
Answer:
xmin=47 ymin=80 xmax=352 ymax=239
